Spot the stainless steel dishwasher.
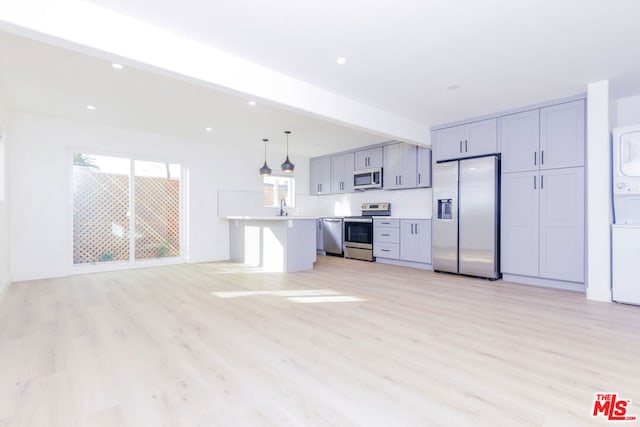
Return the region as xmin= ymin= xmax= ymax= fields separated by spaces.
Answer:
xmin=322 ymin=217 xmax=343 ymax=256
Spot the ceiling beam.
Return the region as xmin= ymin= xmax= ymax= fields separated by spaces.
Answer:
xmin=0 ymin=0 xmax=430 ymax=144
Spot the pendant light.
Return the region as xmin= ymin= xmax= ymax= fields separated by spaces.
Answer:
xmin=259 ymin=138 xmax=272 ymax=176
xmin=281 ymin=130 xmax=295 ymax=173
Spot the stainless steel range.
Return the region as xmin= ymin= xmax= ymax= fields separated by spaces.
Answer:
xmin=344 ymin=202 xmax=391 ymax=261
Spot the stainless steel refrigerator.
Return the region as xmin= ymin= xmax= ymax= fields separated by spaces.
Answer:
xmin=432 ymin=155 xmax=500 ymax=280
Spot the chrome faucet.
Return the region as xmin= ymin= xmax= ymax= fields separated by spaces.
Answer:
xmin=279 ymin=198 xmax=288 ymax=216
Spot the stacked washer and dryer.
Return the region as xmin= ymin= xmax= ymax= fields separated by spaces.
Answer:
xmin=612 ymin=125 xmax=640 ymax=305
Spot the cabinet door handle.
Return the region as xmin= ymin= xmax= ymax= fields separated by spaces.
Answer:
xmin=410 ymin=224 xmax=414 ymax=234
xmin=459 ymin=141 xmax=463 ymax=153
xmin=418 ymin=173 xmax=421 ymax=184
xmin=533 ymin=176 xmax=536 ymax=190
xmin=465 ymin=140 xmax=468 ymax=152
xmin=541 ymin=150 xmax=544 ymax=165
xmin=399 ymin=176 xmax=402 ymax=185
xmin=381 ymin=233 xmax=390 ymax=236
xmin=541 ymin=175 xmax=544 ymax=189
xmin=534 ymin=151 xmax=537 ymax=166
xmin=381 ymin=249 xmax=390 ymax=252
xmin=414 ymin=223 xmax=418 ymax=234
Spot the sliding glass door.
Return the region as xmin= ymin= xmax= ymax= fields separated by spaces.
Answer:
xmin=73 ymin=153 xmax=182 ymax=266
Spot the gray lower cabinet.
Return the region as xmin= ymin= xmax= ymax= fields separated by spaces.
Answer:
xmin=316 ymin=219 xmax=324 ymax=252
xmin=331 ymin=152 xmax=354 ymax=193
xmin=374 ymin=218 xmax=431 ymax=264
xmin=501 ymin=167 xmax=584 ymax=283
xmin=310 ymin=157 xmax=331 ymax=195
xmin=400 ymin=219 xmax=431 ymax=264
xmin=373 ymin=219 xmax=400 ymax=259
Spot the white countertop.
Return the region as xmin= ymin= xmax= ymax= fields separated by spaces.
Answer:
xmin=225 ymin=216 xmax=318 ymax=220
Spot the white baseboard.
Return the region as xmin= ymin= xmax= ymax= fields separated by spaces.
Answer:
xmin=502 ymin=274 xmax=585 ymax=292
xmin=375 ymin=257 xmax=433 ymax=271
xmin=0 ymin=278 xmax=10 ymax=304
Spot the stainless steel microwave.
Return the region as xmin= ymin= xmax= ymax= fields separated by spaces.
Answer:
xmin=353 ymin=167 xmax=382 ymax=189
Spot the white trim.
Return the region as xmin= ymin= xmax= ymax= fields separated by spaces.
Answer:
xmin=502 ymin=274 xmax=585 ymax=293
xmin=375 ymin=257 xmax=433 ymax=271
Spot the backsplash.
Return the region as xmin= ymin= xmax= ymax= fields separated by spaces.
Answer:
xmin=218 ymin=188 xmax=432 ymax=218
xmin=295 ymin=188 xmax=432 ymax=218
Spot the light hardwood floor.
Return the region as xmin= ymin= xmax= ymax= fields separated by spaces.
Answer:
xmin=0 ymin=256 xmax=639 ymax=426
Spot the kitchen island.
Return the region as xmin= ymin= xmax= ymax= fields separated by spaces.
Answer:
xmin=227 ymin=217 xmax=317 ymax=272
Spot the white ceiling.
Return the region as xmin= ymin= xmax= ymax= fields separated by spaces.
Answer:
xmin=2 ymin=0 xmax=640 ymax=156
xmin=0 ymin=32 xmax=386 ymax=157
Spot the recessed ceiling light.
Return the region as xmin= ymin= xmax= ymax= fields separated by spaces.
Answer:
xmin=447 ymin=84 xmax=460 ymax=91
xmin=248 ymin=100 xmax=257 ymax=106
xmin=336 ymin=57 xmax=347 ymax=65
xmin=112 ymin=63 xmax=124 ymax=70
xmin=86 ymin=105 xmax=96 ymax=110
xmin=205 ymin=127 xmax=212 ymax=132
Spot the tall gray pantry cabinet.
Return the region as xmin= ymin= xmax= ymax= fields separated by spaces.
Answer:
xmin=500 ymin=99 xmax=585 ymax=286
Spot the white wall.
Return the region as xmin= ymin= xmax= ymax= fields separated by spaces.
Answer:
xmin=616 ymin=93 xmax=640 ymax=127
xmin=586 ymin=81 xmax=613 ymax=302
xmin=8 ymin=112 xmax=276 ymax=281
xmin=0 ymin=91 xmax=10 ymax=297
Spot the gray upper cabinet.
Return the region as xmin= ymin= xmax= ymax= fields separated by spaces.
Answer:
xmin=416 ymin=147 xmax=432 ymax=188
xmin=500 ymin=109 xmax=540 ymax=173
xmin=501 ymin=99 xmax=585 ymax=173
xmin=434 ymin=126 xmax=465 ymax=161
xmin=330 ymin=152 xmax=354 ymax=193
xmin=355 ymin=147 xmax=383 ymax=169
xmin=383 ymin=143 xmax=417 ymax=190
xmin=434 ymin=118 xmax=497 ymax=161
xmin=539 ymin=99 xmax=585 ymax=170
xmin=310 ymin=157 xmax=331 ymax=195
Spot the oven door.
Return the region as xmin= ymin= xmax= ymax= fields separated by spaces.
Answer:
xmin=344 ymin=219 xmax=373 ymax=248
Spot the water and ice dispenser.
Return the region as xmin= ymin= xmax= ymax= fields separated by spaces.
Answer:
xmin=437 ymin=199 xmax=453 ymax=219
